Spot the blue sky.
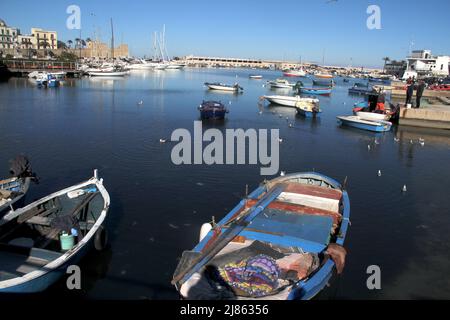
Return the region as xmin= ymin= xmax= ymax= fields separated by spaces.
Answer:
xmin=2 ymin=0 xmax=450 ymax=67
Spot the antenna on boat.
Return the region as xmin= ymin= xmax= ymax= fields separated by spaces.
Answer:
xmin=343 ymin=176 xmax=348 ymax=190
xmin=245 ymin=184 xmax=249 ymax=198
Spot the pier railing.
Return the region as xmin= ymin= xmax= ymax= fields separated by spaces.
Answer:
xmin=0 ymin=59 xmax=77 ymax=72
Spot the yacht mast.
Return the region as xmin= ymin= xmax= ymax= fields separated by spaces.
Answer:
xmin=110 ymin=18 xmax=114 ymax=60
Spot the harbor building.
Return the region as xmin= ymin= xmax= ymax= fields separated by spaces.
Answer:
xmin=0 ymin=19 xmax=19 ymax=50
xmin=17 ymin=35 xmax=34 ymax=49
xmin=77 ymin=40 xmax=129 ymax=58
xmin=404 ymin=50 xmax=450 ymax=78
xmin=181 ymin=55 xmax=307 ymax=70
xmin=31 ymin=28 xmax=58 ymax=50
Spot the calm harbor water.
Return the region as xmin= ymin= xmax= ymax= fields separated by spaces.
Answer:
xmin=1 ymin=68 xmax=450 ymax=299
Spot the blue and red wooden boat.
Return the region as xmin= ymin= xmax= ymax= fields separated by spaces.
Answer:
xmin=299 ymin=87 xmax=332 ymax=96
xmin=172 ymin=172 xmax=350 ymax=300
xmin=198 ymin=101 xmax=229 ymax=120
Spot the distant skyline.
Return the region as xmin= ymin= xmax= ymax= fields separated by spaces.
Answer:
xmin=2 ymin=0 xmax=450 ymax=68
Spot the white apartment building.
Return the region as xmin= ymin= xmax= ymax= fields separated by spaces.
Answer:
xmin=0 ymin=19 xmax=19 ymax=50
xmin=405 ymin=50 xmax=450 ymax=78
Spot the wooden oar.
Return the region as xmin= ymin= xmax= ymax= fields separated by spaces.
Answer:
xmin=172 ymin=183 xmax=285 ymax=286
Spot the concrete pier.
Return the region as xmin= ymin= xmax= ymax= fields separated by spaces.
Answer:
xmin=399 ymin=105 xmax=450 ymax=129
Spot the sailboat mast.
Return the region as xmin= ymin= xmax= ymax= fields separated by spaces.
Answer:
xmin=110 ymin=18 xmax=114 ymax=60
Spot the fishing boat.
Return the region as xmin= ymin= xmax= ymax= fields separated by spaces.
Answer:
xmin=205 ymin=82 xmax=243 ymax=92
xmin=198 ymin=101 xmax=229 ymax=120
xmin=337 ymin=116 xmax=392 ymax=132
xmin=267 ymin=78 xmax=296 ymax=89
xmin=36 ymin=74 xmax=60 ymax=88
xmin=262 ymin=95 xmax=319 ymax=108
xmin=315 ymin=73 xmax=333 ymax=79
xmin=0 ymin=170 xmax=110 ymax=293
xmin=283 ymin=69 xmax=307 ymax=77
xmin=249 ymin=75 xmax=263 ymax=79
xmin=0 ymin=156 xmax=35 ymax=216
xmin=298 ymin=87 xmax=332 ymax=95
xmin=296 ymin=99 xmax=322 ymax=118
xmin=172 ymin=172 xmax=350 ymax=300
xmin=87 ymin=67 xmax=128 ymax=77
xmin=348 ymin=83 xmax=374 ymax=95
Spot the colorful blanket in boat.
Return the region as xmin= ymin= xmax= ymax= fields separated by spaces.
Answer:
xmin=218 ymin=254 xmax=280 ymax=297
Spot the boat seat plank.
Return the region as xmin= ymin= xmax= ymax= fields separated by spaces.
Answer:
xmin=27 ymin=216 xmax=51 ymax=226
xmin=244 ymin=199 xmax=342 ymax=225
xmin=284 ymin=183 xmax=342 ymax=201
xmin=277 ymin=192 xmax=340 ymax=212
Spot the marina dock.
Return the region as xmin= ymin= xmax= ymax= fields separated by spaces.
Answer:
xmin=399 ymin=105 xmax=450 ymax=129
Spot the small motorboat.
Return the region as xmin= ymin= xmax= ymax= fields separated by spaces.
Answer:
xmin=315 ymin=73 xmax=333 ymax=79
xmin=0 ymin=156 xmax=36 ymax=215
xmin=172 ymin=172 xmax=350 ymax=300
xmin=88 ymin=70 xmax=128 ymax=77
xmin=205 ymin=82 xmax=243 ymax=92
xmin=337 ymin=116 xmax=392 ymax=132
xmin=283 ymin=69 xmax=307 ymax=77
xmin=348 ymin=83 xmax=375 ymax=95
xmin=298 ymin=87 xmax=332 ymax=95
xmin=36 ymin=74 xmax=60 ymax=88
xmin=262 ymin=95 xmax=319 ymax=108
xmin=198 ymin=101 xmax=229 ymax=120
xmin=267 ymin=78 xmax=296 ymax=89
xmin=249 ymin=75 xmax=263 ymax=79
xmin=0 ymin=170 xmax=110 ymax=293
xmin=343 ymin=78 xmax=350 ymax=83
xmin=296 ymin=99 xmax=322 ymax=118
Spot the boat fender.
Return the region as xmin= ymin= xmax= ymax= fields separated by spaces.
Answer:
xmin=199 ymin=223 xmax=213 ymax=242
xmin=94 ymin=225 xmax=108 ymax=251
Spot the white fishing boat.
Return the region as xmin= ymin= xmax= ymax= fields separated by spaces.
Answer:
xmin=267 ymin=78 xmax=296 ymax=89
xmin=337 ymin=116 xmax=392 ymax=132
xmin=283 ymin=69 xmax=307 ymax=77
xmin=205 ymin=82 xmax=243 ymax=92
xmin=263 ymin=95 xmax=319 ymax=108
xmin=0 ymin=170 xmax=110 ymax=293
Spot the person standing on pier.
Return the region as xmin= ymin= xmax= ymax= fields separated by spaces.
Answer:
xmin=416 ymin=80 xmax=426 ymax=108
xmin=406 ymin=79 xmax=414 ymax=106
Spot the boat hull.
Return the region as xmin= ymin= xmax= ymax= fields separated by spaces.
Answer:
xmin=300 ymin=88 xmax=332 ymax=95
xmin=200 ymin=109 xmax=227 ymax=120
xmin=88 ymin=71 xmax=128 ymax=77
xmin=297 ymin=108 xmax=321 ymax=118
xmin=0 ymin=178 xmax=31 ymax=215
xmin=337 ymin=116 xmax=392 ymax=132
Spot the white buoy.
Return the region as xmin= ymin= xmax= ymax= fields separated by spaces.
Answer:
xmin=402 ymin=185 xmax=407 ymax=192
xmin=199 ymin=223 xmax=213 ymax=242
xmin=378 ymin=170 xmax=382 ymax=177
